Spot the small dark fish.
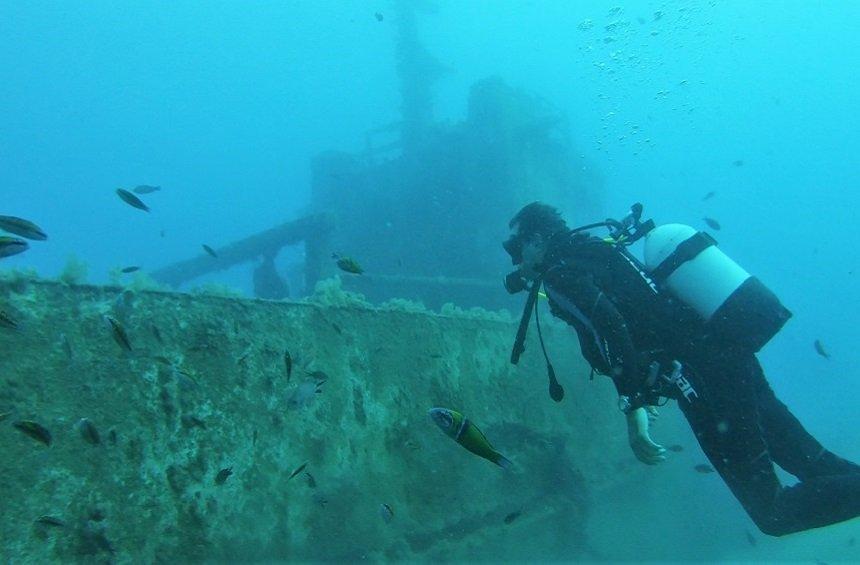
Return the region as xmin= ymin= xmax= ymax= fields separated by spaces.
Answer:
xmin=306 ymin=370 xmax=328 ymax=382
xmin=108 ymin=429 xmax=117 ymax=445
xmin=667 ymin=444 xmax=684 ymax=452
xmin=104 ymin=316 xmax=132 ymax=352
xmin=151 ymin=324 xmax=164 ymax=345
xmin=814 ymin=339 xmax=830 ymax=359
xmin=60 ymin=333 xmax=73 ymax=359
xmin=304 ymin=471 xmax=317 ymax=489
xmin=252 ymin=429 xmax=258 ymax=446
xmin=0 ymin=310 xmax=20 ymax=330
xmin=332 ymin=253 xmax=363 ymax=274
xmin=215 ymin=467 xmax=233 ymax=485
xmin=732 ymin=159 xmax=744 ymax=167
xmin=153 ymin=355 xmax=173 ymax=365
xmin=694 ymin=463 xmax=715 ymax=473
xmin=132 ymin=185 xmax=161 ymax=194
xmin=312 ymin=492 xmax=329 ymax=507
xmin=503 ymin=510 xmax=522 ymax=524
xmin=375 ymin=12 xmax=383 ymax=21
xmin=745 ymin=529 xmax=757 ymax=547
xmin=0 ymin=235 xmax=29 ymax=258
xmin=116 ymin=188 xmax=150 ymax=212
xmin=121 ymin=266 xmax=141 ymax=273
xmin=0 ymin=215 xmax=47 ymax=240
xmin=35 ymin=515 xmax=66 ymax=527
xmin=77 ymin=418 xmax=101 ymax=445
xmin=703 ymin=217 xmax=721 ymax=231
xmin=0 ymin=412 xmax=10 ymax=422
xmin=181 ymin=415 xmax=206 ymax=429
xmin=379 ymin=503 xmax=394 ymax=523
xmin=702 ymin=191 xmax=716 ymax=201
xmin=284 ymin=350 xmax=293 ymax=381
xmin=202 ymin=244 xmax=218 ymax=258
xmin=13 ymin=420 xmax=52 ymax=446
xmin=289 ymin=462 xmax=308 ymax=480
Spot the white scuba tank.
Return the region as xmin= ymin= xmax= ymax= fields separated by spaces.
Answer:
xmin=642 ymin=223 xmax=791 ymax=352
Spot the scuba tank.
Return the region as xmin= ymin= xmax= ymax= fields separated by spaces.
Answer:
xmin=642 ymin=223 xmax=791 ymax=352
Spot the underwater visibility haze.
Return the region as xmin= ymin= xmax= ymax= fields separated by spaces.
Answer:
xmin=1 ymin=0 xmax=859 ymax=562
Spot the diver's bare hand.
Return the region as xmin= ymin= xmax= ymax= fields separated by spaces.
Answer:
xmin=626 ymin=407 xmax=667 ymax=465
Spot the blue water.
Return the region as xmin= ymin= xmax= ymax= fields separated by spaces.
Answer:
xmin=2 ymin=0 xmax=859 ymax=559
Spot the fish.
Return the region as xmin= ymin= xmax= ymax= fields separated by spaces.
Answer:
xmin=0 ymin=215 xmax=47 ymax=240
xmin=375 ymin=12 xmax=384 ymax=21
xmin=115 ymin=188 xmax=150 ymax=212
xmin=312 ymin=492 xmax=329 ymax=507
xmin=181 ymin=415 xmax=207 ymax=429
xmin=732 ymin=159 xmax=744 ymax=167
xmin=429 ymin=407 xmax=512 ymax=469
xmin=104 ymin=316 xmax=132 ymax=352
xmin=745 ymin=529 xmax=757 ymax=546
xmin=132 ymin=185 xmax=161 ymax=194
xmin=121 ymin=266 xmax=141 ymax=273
xmin=77 ymin=418 xmax=101 ymax=445
xmin=108 ymin=429 xmax=117 ymax=445
xmin=814 ymin=339 xmax=830 ymax=359
xmin=252 ymin=429 xmax=258 ymax=446
xmin=151 ymin=324 xmax=164 ymax=345
xmin=202 ymin=244 xmax=218 ymax=258
xmin=215 ymin=467 xmax=233 ymax=485
xmin=0 ymin=412 xmax=10 ymax=422
xmin=305 ymin=472 xmax=317 ymax=488
xmin=289 ymin=462 xmax=308 ymax=480
xmin=60 ymin=333 xmax=73 ymax=359
xmin=284 ymin=350 xmax=293 ymax=381
xmin=702 ymin=191 xmax=716 ymax=201
xmin=13 ymin=420 xmax=52 ymax=446
xmin=286 ymin=379 xmax=324 ymax=410
xmin=35 ymin=516 xmax=66 ymax=527
xmin=503 ymin=510 xmax=523 ymax=524
xmin=379 ymin=503 xmax=394 ymax=523
xmin=666 ymin=444 xmax=684 ymax=452
xmin=332 ymin=253 xmax=363 ymax=274
xmin=694 ymin=463 xmax=715 ymax=473
xmin=306 ymin=370 xmax=328 ymax=382
xmin=0 ymin=310 xmax=20 ymax=330
xmin=0 ymin=236 xmax=29 ymax=258
xmin=703 ymin=217 xmax=721 ymax=231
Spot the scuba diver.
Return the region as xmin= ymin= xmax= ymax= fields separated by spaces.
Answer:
xmin=503 ymin=201 xmax=860 ymax=536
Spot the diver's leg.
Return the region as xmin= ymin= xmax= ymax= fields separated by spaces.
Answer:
xmin=680 ymin=355 xmax=860 ymax=535
xmin=752 ymin=359 xmax=860 ymax=479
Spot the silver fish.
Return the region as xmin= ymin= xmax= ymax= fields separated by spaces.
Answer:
xmin=286 ymin=379 xmax=324 ymax=410
xmin=0 ymin=215 xmax=47 ymax=240
xmin=0 ymin=236 xmax=28 ymax=258
xmin=132 ymin=185 xmax=161 ymax=194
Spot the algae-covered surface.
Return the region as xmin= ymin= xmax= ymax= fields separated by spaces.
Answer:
xmin=0 ymin=275 xmax=638 ymax=563
xmin=4 ymin=277 xmax=858 ymax=563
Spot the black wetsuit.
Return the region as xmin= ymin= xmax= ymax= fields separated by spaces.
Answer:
xmin=542 ymin=231 xmax=860 ymax=536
